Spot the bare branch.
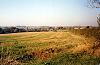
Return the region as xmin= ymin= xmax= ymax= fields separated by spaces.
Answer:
xmin=88 ymin=0 xmax=100 ymax=8
xmin=97 ymin=14 xmax=100 ymax=27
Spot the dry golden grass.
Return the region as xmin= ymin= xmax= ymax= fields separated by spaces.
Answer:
xmin=0 ymin=32 xmax=95 ymax=53
xmin=0 ymin=31 xmax=100 ymax=65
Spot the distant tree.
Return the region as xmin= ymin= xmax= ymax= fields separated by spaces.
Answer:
xmin=14 ymin=28 xmax=19 ymax=33
xmin=19 ymin=29 xmax=26 ymax=32
xmin=0 ymin=28 xmax=4 ymax=34
xmin=86 ymin=26 xmax=90 ymax=28
xmin=3 ymin=27 xmax=11 ymax=33
xmin=9 ymin=27 xmax=16 ymax=33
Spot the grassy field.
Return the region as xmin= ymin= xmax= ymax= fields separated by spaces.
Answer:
xmin=0 ymin=31 xmax=100 ymax=65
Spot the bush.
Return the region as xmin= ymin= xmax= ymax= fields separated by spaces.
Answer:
xmin=70 ymin=29 xmax=100 ymax=39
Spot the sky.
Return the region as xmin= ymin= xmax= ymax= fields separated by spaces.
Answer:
xmin=0 ymin=0 xmax=99 ymax=26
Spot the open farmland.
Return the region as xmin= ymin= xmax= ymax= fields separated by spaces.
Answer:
xmin=0 ymin=31 xmax=100 ymax=65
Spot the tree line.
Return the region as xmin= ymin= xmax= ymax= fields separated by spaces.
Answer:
xmin=0 ymin=26 xmax=63 ymax=34
xmin=0 ymin=26 xmax=98 ymax=34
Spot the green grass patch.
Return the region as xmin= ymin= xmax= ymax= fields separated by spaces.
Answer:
xmin=32 ymin=42 xmax=48 ymax=47
xmin=40 ymin=53 xmax=100 ymax=65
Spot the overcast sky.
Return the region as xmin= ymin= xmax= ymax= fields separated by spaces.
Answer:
xmin=0 ymin=0 xmax=99 ymax=26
